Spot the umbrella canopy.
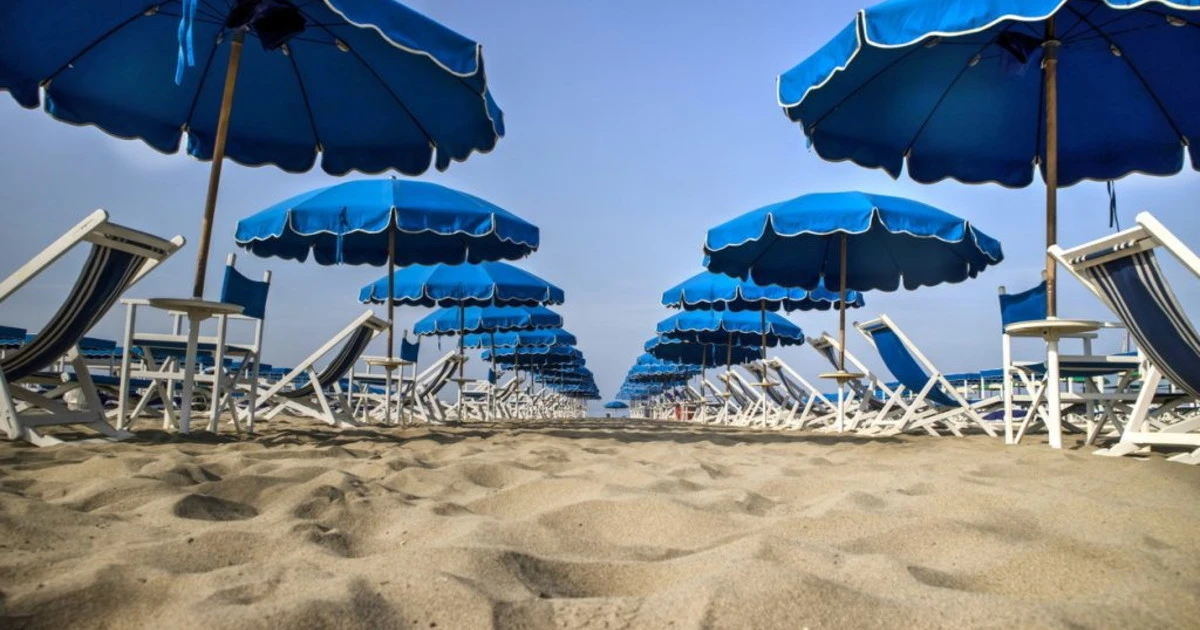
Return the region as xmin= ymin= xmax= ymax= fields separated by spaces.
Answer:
xmin=462 ymin=328 xmax=576 ymax=349
xmin=604 ymin=401 xmax=629 ymax=409
xmin=704 ymin=191 xmax=1003 ymax=292
xmin=0 ymin=1 xmax=502 ymax=174
xmin=360 ymin=262 xmax=564 ymax=307
xmin=778 ymin=0 xmax=1200 ymax=188
xmin=663 ymin=270 xmax=863 ymax=312
xmin=1 ymin=1 xmax=504 ymax=297
xmin=236 ymin=180 xmax=538 ymax=266
xmin=644 ymin=337 xmax=760 ymax=366
xmin=656 ymin=310 xmax=805 ymax=347
xmin=484 ymin=345 xmax=583 ymax=365
xmin=777 ymin=0 xmax=1200 ymax=314
xmin=413 ymin=306 xmax=563 ymax=336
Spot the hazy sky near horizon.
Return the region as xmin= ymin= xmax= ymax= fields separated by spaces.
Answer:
xmin=2 ymin=0 xmax=1199 ymax=407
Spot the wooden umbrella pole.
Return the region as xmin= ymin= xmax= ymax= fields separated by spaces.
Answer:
xmin=1043 ymin=18 xmax=1060 ymax=318
xmin=457 ymin=304 xmax=465 ymax=421
xmin=489 ymin=330 xmax=496 ymax=421
xmin=386 ymin=228 xmax=396 ymax=425
xmin=760 ymin=303 xmax=767 ymax=364
xmin=838 ymin=233 xmax=848 ymax=372
xmin=192 ymin=30 xmax=245 ymax=298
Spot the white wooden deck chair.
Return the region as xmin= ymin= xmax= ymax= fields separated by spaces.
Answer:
xmin=742 ymin=360 xmax=799 ymax=428
xmin=0 ymin=210 xmax=184 ymax=446
xmin=1051 ymin=212 xmax=1200 ymax=464
xmin=118 ymin=254 xmax=271 ymax=433
xmin=807 ymin=333 xmax=896 ymax=431
xmin=719 ymin=368 xmax=764 ymax=426
xmin=855 ymin=315 xmax=1000 ymax=437
xmin=248 ymin=310 xmax=388 ymax=429
xmin=405 ymin=350 xmax=463 ymax=424
xmin=762 ymin=357 xmax=839 ymax=429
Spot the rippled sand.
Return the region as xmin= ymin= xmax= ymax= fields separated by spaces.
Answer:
xmin=1 ymin=418 xmax=1198 ymax=629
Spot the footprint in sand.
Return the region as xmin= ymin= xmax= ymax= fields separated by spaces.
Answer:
xmin=172 ymin=494 xmax=258 ymax=522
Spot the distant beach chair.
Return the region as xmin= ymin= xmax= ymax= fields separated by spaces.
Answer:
xmin=1050 ymin=212 xmax=1200 ymax=464
xmin=760 ymin=357 xmax=839 ymax=429
xmin=806 ymin=332 xmax=894 ymax=432
xmin=0 ymin=210 xmax=184 ymax=446
xmin=855 ymin=315 xmax=1000 ymax=437
xmin=248 ymin=310 xmax=388 ymax=429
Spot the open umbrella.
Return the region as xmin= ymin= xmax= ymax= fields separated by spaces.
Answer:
xmin=705 ymin=190 xmax=1003 ymax=430
xmin=236 ymin=179 xmax=538 ymax=424
xmin=2 ymin=1 xmax=504 ymax=298
xmin=413 ymin=306 xmax=563 ymax=336
xmin=362 ymin=262 xmax=564 ymax=420
xmin=777 ymin=0 xmax=1200 ymax=314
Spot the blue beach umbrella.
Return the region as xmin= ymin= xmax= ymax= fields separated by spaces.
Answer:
xmin=236 ymin=180 xmax=538 ymax=267
xmin=662 ymin=270 xmax=862 ymax=312
xmin=604 ymin=401 xmax=629 ymax=410
xmin=1 ymin=1 xmax=505 ymax=297
xmin=644 ymin=337 xmax=760 ymax=367
xmin=655 ymin=310 xmax=805 ymax=348
xmin=777 ymin=0 xmax=1200 ymax=314
xmin=413 ymin=306 xmax=563 ymax=336
xmin=484 ymin=345 xmax=583 ymax=365
xmin=704 ymin=190 xmax=1002 ymax=428
xmin=359 ymin=262 xmax=564 ymax=308
xmin=462 ymin=328 xmax=577 ymax=349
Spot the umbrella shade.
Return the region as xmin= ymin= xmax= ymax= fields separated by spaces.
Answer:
xmin=644 ymin=337 xmax=760 ymax=366
xmin=604 ymin=401 xmax=629 ymax=409
xmin=704 ymin=191 xmax=1003 ymax=291
xmin=656 ymin=310 xmax=805 ymax=347
xmin=236 ymin=180 xmax=538 ymax=265
xmin=484 ymin=345 xmax=583 ymax=365
xmin=0 ymin=0 xmax=503 ymax=175
xmin=663 ymin=271 xmax=862 ymax=312
xmin=413 ymin=306 xmax=563 ymax=336
xmin=462 ymin=328 xmax=576 ymax=349
xmin=360 ymin=261 xmax=564 ymax=307
xmin=778 ymin=0 xmax=1200 ymax=188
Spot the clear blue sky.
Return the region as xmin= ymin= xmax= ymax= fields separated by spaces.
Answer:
xmin=2 ymin=0 xmax=1198 ymax=408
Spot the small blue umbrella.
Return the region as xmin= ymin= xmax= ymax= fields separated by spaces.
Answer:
xmin=484 ymin=345 xmax=583 ymax=365
xmin=1 ymin=1 xmax=504 ymax=297
xmin=604 ymin=401 xmax=629 ymax=410
xmin=663 ymin=270 xmax=862 ymax=312
xmin=236 ymin=180 xmax=538 ymax=266
xmin=644 ymin=337 xmax=760 ymax=367
xmin=359 ymin=261 xmax=564 ymax=308
xmin=462 ymin=328 xmax=577 ymax=349
xmin=656 ymin=310 xmax=805 ymax=348
xmin=413 ymin=306 xmax=563 ymax=336
xmin=777 ymin=0 xmax=1200 ymax=314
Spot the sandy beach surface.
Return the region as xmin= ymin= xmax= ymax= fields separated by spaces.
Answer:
xmin=1 ymin=418 xmax=1198 ymax=629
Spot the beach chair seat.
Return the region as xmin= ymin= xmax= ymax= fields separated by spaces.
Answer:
xmin=119 ymin=254 xmax=271 ymax=433
xmin=1050 ymin=212 xmax=1200 ymax=464
xmin=0 ymin=210 xmax=184 ymax=446
xmin=248 ymin=310 xmax=388 ymax=429
xmin=855 ymin=315 xmax=1000 ymax=437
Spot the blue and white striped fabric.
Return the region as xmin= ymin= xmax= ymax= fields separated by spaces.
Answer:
xmin=1085 ymin=249 xmax=1200 ymax=398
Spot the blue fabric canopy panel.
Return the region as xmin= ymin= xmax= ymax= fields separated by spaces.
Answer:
xmin=359 ymin=261 xmax=564 ymax=307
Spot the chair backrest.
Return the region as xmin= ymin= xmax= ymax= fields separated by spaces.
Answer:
xmin=220 ymin=260 xmax=270 ymax=320
xmin=858 ymin=318 xmax=958 ymax=407
xmin=3 ymin=245 xmax=148 ymax=381
xmin=1051 ymin=213 xmax=1200 ymax=398
xmin=1077 ymin=249 xmax=1200 ymax=397
xmin=400 ymin=335 xmax=420 ymax=363
xmin=999 ymin=281 xmax=1047 ymax=330
xmin=0 ymin=326 xmax=26 ymax=350
xmin=281 ymin=323 xmax=377 ymax=399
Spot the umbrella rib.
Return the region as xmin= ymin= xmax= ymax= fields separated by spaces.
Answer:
xmin=44 ymin=4 xmax=164 ymax=83
xmin=285 ymin=49 xmax=324 ymax=152
xmin=181 ymin=31 xmax=227 ymax=132
xmin=293 ymin=7 xmax=437 ymax=150
xmin=1066 ymin=5 xmax=1186 ymax=141
xmin=901 ymin=37 xmax=998 ymax=156
xmin=1058 ymin=0 xmax=1108 ymax=41
xmin=807 ymin=44 xmax=926 ymax=132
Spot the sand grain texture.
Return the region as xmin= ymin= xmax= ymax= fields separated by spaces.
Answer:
xmin=0 ymin=418 xmax=1198 ymax=629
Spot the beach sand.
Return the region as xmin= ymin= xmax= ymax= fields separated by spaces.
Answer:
xmin=1 ymin=418 xmax=1198 ymax=629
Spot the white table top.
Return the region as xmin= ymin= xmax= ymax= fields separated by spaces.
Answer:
xmin=363 ymin=357 xmax=408 ymax=369
xmin=819 ymin=370 xmax=865 ymax=382
xmin=1005 ymin=318 xmax=1102 ymax=339
xmin=147 ymin=297 xmax=244 ymax=317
